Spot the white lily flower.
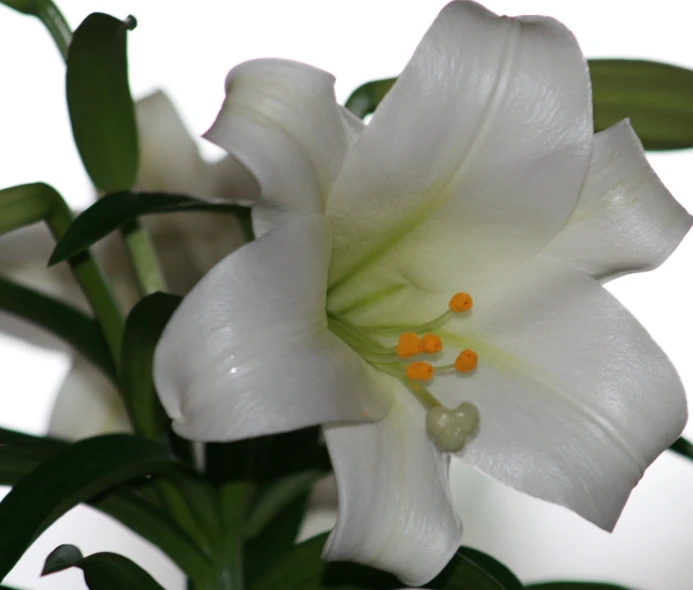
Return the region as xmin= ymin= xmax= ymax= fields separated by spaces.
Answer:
xmin=153 ymin=1 xmax=691 ymax=585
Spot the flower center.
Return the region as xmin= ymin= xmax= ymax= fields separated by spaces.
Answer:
xmin=327 ymin=292 xmax=480 ymax=453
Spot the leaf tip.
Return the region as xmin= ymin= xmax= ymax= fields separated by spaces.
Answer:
xmin=42 ymin=544 xmax=83 ymax=576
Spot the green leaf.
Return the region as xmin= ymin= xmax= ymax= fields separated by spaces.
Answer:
xmin=0 ymin=0 xmax=71 ymax=59
xmin=344 ymin=60 xmax=693 ymax=150
xmin=344 ymin=77 xmax=395 ymax=119
xmin=42 ymin=544 xmax=84 ymax=575
xmin=590 ymin=59 xmax=693 ymax=150
xmin=0 ymin=433 xmax=193 ymax=579
xmin=0 ymin=275 xmax=117 ymax=382
xmin=0 ymin=444 xmax=209 ymax=581
xmin=245 ymin=426 xmax=330 ymax=540
xmin=121 ymin=292 xmax=181 ymax=440
xmin=0 ymin=183 xmax=125 ymax=368
xmin=437 ymin=547 xmax=524 ymax=590
xmin=244 ymin=493 xmax=310 ymax=588
xmin=528 ymin=584 xmax=633 ymax=589
xmin=0 ymin=427 xmax=66 ymax=452
xmin=252 ymin=533 xmax=523 ymax=590
xmin=669 ymin=436 xmax=693 ymax=462
xmin=43 ymin=545 xmax=165 ymax=590
xmin=66 ymin=13 xmax=139 ymax=192
xmin=50 ymin=191 xmax=250 ymax=265
xmin=251 ymin=533 xmax=399 ymax=590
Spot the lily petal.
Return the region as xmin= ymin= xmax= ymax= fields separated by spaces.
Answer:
xmin=544 ymin=120 xmax=692 ymax=282
xmin=137 ymin=91 xmax=259 ymax=201
xmin=153 ymin=215 xmax=391 ymax=441
xmin=326 ymin=0 xmax=592 ymax=313
xmin=204 ymin=59 xmax=357 ymax=237
xmin=49 ymin=358 xmax=131 ymax=440
xmin=433 ymin=257 xmax=686 ymax=529
xmin=323 ymin=389 xmax=461 ymax=586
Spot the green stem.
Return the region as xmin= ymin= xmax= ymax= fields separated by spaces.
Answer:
xmin=205 ymin=441 xmax=269 ymax=590
xmin=0 ymin=183 xmax=124 ymax=367
xmin=0 ymin=0 xmax=71 ymax=59
xmin=121 ymin=218 xmax=168 ymax=295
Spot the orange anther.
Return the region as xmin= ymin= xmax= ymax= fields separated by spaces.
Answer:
xmin=397 ymin=332 xmax=423 ymax=358
xmin=449 ymin=292 xmax=473 ymax=312
xmin=421 ymin=334 xmax=443 ymax=354
xmin=454 ymin=349 xmax=478 ymax=373
xmin=406 ymin=361 xmax=435 ymax=381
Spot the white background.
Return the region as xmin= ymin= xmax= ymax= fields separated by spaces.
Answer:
xmin=1 ymin=0 xmax=693 ymax=588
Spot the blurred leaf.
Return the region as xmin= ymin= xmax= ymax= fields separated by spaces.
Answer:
xmin=344 ymin=59 xmax=693 ymax=150
xmin=669 ymin=436 xmax=693 ymax=461
xmin=0 ymin=275 xmax=117 ymax=382
xmin=244 ymin=493 xmax=310 ymax=588
xmin=252 ymin=533 xmax=523 ymax=590
xmin=590 ymin=59 xmax=693 ymax=150
xmin=0 ymin=0 xmax=71 ymax=59
xmin=440 ymin=547 xmax=524 ymax=590
xmin=66 ymin=13 xmax=139 ymax=192
xmin=43 ymin=545 xmax=165 ymax=589
xmin=50 ymin=191 xmax=250 ymax=265
xmin=0 ymin=427 xmax=66 ymax=452
xmin=0 ymin=433 xmax=192 ymax=579
xmin=529 ymin=584 xmax=633 ymax=589
xmin=0 ymin=443 xmax=208 ymax=580
xmin=245 ymin=426 xmax=330 ymax=540
xmin=121 ymin=292 xmax=181 ymax=440
xmin=251 ymin=533 xmax=399 ymax=590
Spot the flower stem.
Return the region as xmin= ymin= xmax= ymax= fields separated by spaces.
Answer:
xmin=0 ymin=183 xmax=124 ymax=367
xmin=121 ymin=218 xmax=169 ymax=295
xmin=0 ymin=0 xmax=71 ymax=59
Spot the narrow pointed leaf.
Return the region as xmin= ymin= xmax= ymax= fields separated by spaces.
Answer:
xmin=49 ymin=191 xmax=249 ymax=265
xmin=66 ymin=13 xmax=139 ymax=192
xmin=345 ymin=59 xmax=693 ymax=150
xmin=0 ymin=434 xmax=190 ymax=579
xmin=43 ymin=545 xmax=165 ymax=590
xmin=121 ymin=292 xmax=181 ymax=440
xmin=0 ymin=275 xmax=116 ymax=381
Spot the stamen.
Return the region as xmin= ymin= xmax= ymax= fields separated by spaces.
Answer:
xmin=421 ymin=334 xmax=443 ymax=354
xmin=397 ymin=332 xmax=423 ymax=358
xmin=455 ymin=349 xmax=478 ymax=373
xmin=406 ymin=361 xmax=434 ymax=381
xmin=449 ymin=292 xmax=473 ymax=312
xmin=426 ymin=402 xmax=480 ymax=452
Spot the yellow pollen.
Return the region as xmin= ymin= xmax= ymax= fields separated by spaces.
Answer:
xmin=421 ymin=334 xmax=443 ymax=354
xmin=406 ymin=361 xmax=435 ymax=381
xmin=455 ymin=349 xmax=478 ymax=373
xmin=397 ymin=332 xmax=423 ymax=358
xmin=449 ymin=292 xmax=473 ymax=312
